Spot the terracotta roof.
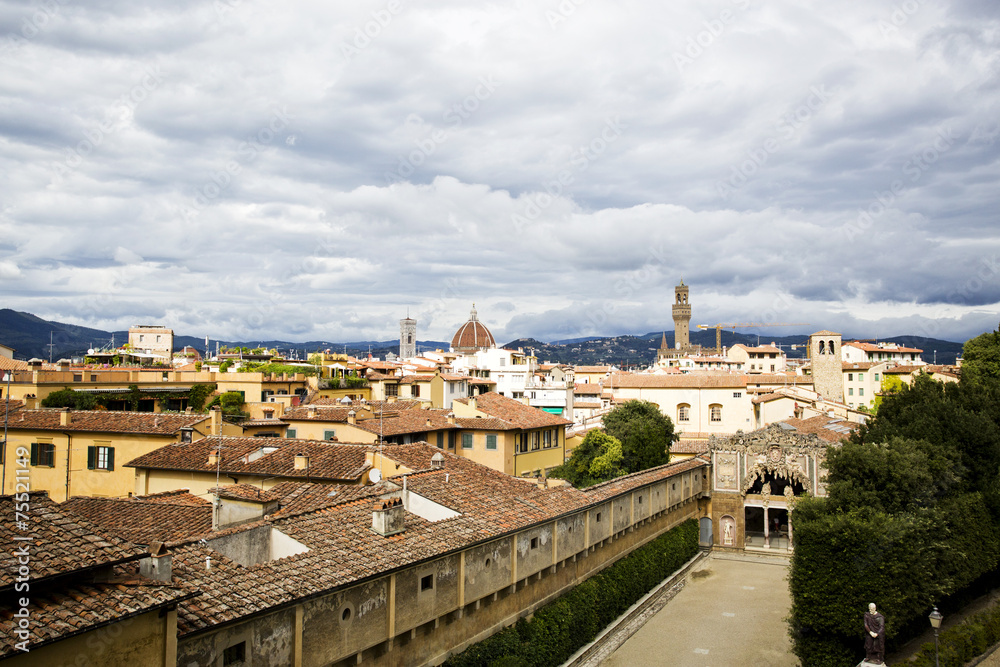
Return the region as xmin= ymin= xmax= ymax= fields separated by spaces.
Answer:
xmin=451 ymin=306 xmax=496 ymax=352
xmin=884 ymin=365 xmax=924 ymax=374
xmin=573 ymin=402 xmax=602 ymax=409
xmin=350 ymin=410 xmax=458 ymax=436
xmin=125 ymin=436 xmax=372 ymax=482
xmin=731 ymin=344 xmax=782 ymax=354
xmin=61 ymin=491 xmax=213 ymax=545
xmin=282 ymin=406 xmax=354 ymax=422
xmin=574 ymin=384 xmax=602 ymax=395
xmin=752 ymin=392 xmax=794 ymax=404
xmin=465 ymin=392 xmax=572 ymax=428
xmin=842 ymin=362 xmax=881 ymax=370
xmin=0 ymin=399 xmax=23 ymax=418
xmin=266 ymin=481 xmax=389 ymax=518
xmin=811 ymin=330 xmax=841 ymax=336
xmin=610 ymin=373 xmax=748 ymax=389
xmin=671 ymin=439 xmax=710 ymax=454
xmin=0 ymin=356 xmax=30 ymax=371
xmin=5 ymin=410 xmax=208 ymax=435
xmin=209 ymin=484 xmax=283 ymax=503
xmin=134 ymin=442 xmax=710 ymax=640
xmin=398 ymin=375 xmax=435 ymax=384
xmin=455 ymin=416 xmax=516 ymax=431
xmin=780 ymin=416 xmax=858 ymax=442
xmin=0 ymin=493 xmax=147 ymax=589
xmin=844 ymin=341 xmax=923 ymax=353
xmin=574 ymin=365 xmax=612 ymax=373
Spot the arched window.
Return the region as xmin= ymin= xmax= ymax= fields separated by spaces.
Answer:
xmin=710 ymin=404 xmax=722 ymax=422
xmin=828 ymin=340 xmax=836 ymax=355
xmin=818 ymin=340 xmax=826 ymax=355
xmin=677 ymin=404 xmax=690 ymax=422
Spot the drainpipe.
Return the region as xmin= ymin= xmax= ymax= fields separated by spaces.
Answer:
xmin=62 ymin=432 xmax=72 ymax=501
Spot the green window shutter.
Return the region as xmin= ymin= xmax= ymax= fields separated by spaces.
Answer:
xmin=87 ymin=446 xmax=96 ymax=470
xmin=324 ymin=430 xmax=336 ymax=441
xmin=486 ymin=434 xmax=497 ymax=450
xmin=30 ymin=443 xmax=37 ymax=466
xmin=107 ymin=448 xmax=115 ymax=471
xmin=462 ymin=433 xmax=473 ymax=449
xmin=286 ymin=428 xmax=297 ymax=438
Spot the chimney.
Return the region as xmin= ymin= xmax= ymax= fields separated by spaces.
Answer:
xmin=210 ymin=406 xmax=222 ymax=435
xmin=207 ymin=445 xmax=220 ymax=466
xmin=307 ymin=406 xmax=316 ymax=419
xmin=431 ymin=451 xmax=445 ymax=469
xmin=294 ymin=453 xmax=310 ymax=470
xmin=139 ymin=542 xmax=172 ymax=582
xmin=446 ymin=412 xmax=455 ymax=425
xmin=425 ymin=418 xmax=431 ymax=428
xmin=372 ymin=497 xmax=405 ymax=536
xmin=60 ymin=407 xmax=71 ymax=426
xmin=347 ymin=410 xmax=356 ymax=425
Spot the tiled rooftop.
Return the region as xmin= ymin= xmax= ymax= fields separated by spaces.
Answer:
xmin=458 ymin=392 xmax=572 ymax=429
xmin=61 ymin=491 xmax=213 ymax=545
xmin=5 ymin=410 xmax=208 ymax=435
xmin=125 ymin=436 xmax=372 ymax=482
xmin=781 ymin=416 xmax=858 ymax=442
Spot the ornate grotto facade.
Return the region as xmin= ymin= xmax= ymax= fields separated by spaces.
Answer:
xmin=708 ymin=423 xmax=831 ymax=551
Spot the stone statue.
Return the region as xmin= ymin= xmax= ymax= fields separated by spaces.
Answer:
xmin=864 ymin=602 xmax=885 ymax=664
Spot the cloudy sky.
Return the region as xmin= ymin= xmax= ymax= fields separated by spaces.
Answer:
xmin=1 ymin=0 xmax=999 ymax=346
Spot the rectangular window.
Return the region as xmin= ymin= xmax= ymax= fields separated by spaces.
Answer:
xmin=486 ymin=434 xmax=497 ymax=450
xmin=710 ymin=405 xmax=722 ymax=422
xmin=859 ymin=388 xmax=864 ymax=396
xmin=30 ymin=443 xmax=55 ymax=467
xmin=411 ymin=384 xmax=420 ymax=397
xmin=770 ymin=364 xmax=775 ymax=371
xmin=437 ymin=432 xmax=445 ymax=449
xmin=87 ymin=445 xmax=115 ymax=471
xmin=323 ymin=430 xmax=337 ymax=441
xmin=596 ymin=512 xmax=602 ymax=523
xmin=90 ymin=374 xmax=97 ymax=382
xmin=530 ymin=537 xmax=539 ymax=549
xmin=462 ymin=433 xmax=473 ymax=449
xmin=858 ymin=373 xmax=864 ymax=381
xmin=73 ymin=373 xmax=82 ymax=382
xmin=420 ymin=574 xmax=434 ymax=591
xmin=222 ymin=641 xmax=245 ymax=666
xmin=848 ymin=373 xmax=853 ymax=381
xmin=678 ymin=406 xmax=690 ymax=422
xmin=385 ymin=384 xmax=398 ymax=397
xmin=875 ymin=373 xmax=880 ymax=381
xmin=531 ymin=431 xmax=540 ymax=450
xmin=733 ymin=392 xmax=742 ymax=398
xmin=848 ymin=388 xmax=854 ymax=396
xmin=286 ymin=428 xmax=297 ymax=438
xmin=543 ymin=430 xmax=552 ymax=447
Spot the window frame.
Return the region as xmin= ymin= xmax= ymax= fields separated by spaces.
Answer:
xmin=486 ymin=434 xmax=497 ymax=451
xmin=461 ymin=433 xmax=473 ymax=449
xmin=87 ymin=445 xmax=115 ymax=471
xmin=30 ymin=442 xmax=55 ymax=468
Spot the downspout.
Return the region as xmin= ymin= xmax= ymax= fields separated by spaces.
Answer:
xmin=62 ymin=432 xmax=72 ymax=501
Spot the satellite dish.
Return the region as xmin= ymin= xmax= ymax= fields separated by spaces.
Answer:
xmin=369 ymin=468 xmax=382 ymax=483
xmin=87 ymin=348 xmax=95 ymax=354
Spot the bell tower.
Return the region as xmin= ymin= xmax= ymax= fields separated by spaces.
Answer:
xmin=672 ymin=280 xmax=691 ymax=350
xmin=399 ymin=314 xmax=416 ymax=359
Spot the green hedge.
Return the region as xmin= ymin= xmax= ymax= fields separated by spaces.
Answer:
xmin=444 ymin=519 xmax=699 ymax=667
xmin=910 ymin=601 xmax=1000 ymax=667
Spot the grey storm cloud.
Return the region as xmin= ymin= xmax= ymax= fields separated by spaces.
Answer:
xmin=0 ymin=0 xmax=998 ymax=346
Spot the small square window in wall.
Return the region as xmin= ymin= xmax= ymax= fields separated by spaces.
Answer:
xmin=530 ymin=537 xmax=539 ymax=549
xmin=486 ymin=434 xmax=497 ymax=450
xmin=223 ymin=642 xmax=246 ymax=666
xmin=286 ymin=428 xmax=297 ymax=438
xmin=596 ymin=512 xmax=602 ymax=523
xmin=420 ymin=574 xmax=434 ymax=592
xmin=462 ymin=433 xmax=473 ymax=449
xmin=324 ymin=430 xmax=336 ymax=441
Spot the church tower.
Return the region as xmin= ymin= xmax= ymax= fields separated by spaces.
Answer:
xmin=399 ymin=315 xmax=416 ymax=359
xmin=809 ymin=331 xmax=842 ymax=401
xmin=672 ymin=280 xmax=691 ymax=350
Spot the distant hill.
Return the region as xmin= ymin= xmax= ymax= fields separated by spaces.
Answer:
xmin=0 ymin=308 xmax=965 ymax=366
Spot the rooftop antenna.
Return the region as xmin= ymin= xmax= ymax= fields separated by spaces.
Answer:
xmin=47 ymin=332 xmax=55 ymax=363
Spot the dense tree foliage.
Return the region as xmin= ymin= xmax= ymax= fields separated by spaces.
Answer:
xmin=601 ymin=400 xmax=674 ymax=472
xmin=790 ymin=340 xmax=1000 ymax=666
xmin=962 ymin=324 xmax=1000 ymax=386
xmin=41 ymin=388 xmax=98 ymax=410
xmin=550 ymin=400 xmax=674 ymax=488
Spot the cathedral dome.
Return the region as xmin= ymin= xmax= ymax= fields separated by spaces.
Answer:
xmin=451 ymin=305 xmax=496 ymax=354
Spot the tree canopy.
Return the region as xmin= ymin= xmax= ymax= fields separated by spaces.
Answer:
xmin=962 ymin=323 xmax=1000 ymax=386
xmin=550 ymin=400 xmax=674 ymax=488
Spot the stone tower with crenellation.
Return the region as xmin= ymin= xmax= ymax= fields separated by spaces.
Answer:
xmin=672 ymin=280 xmax=691 ymax=350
